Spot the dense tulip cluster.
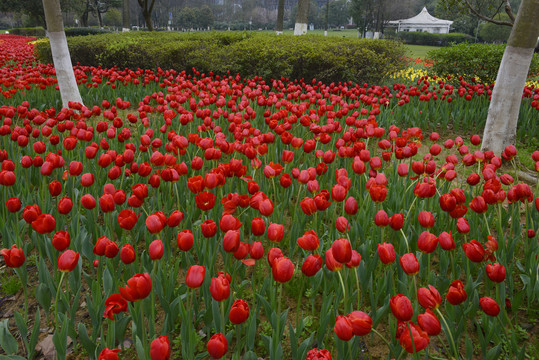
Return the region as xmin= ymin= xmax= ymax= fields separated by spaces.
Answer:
xmin=0 ymin=34 xmax=537 ymax=359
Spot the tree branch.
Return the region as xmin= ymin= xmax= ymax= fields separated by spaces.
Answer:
xmin=148 ymin=0 xmax=156 ymax=13
xmin=463 ymin=0 xmax=514 ymax=26
xmin=504 ymin=0 xmax=515 ymax=23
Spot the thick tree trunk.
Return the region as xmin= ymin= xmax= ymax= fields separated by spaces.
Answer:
xmin=324 ymin=0 xmax=329 ymax=36
xmin=482 ymin=0 xmax=539 ymax=154
xmin=42 ymin=0 xmax=83 ymax=108
xmin=143 ymin=11 xmax=153 ymax=31
xmin=123 ymin=0 xmax=130 ymax=31
xmin=294 ymin=0 xmax=310 ymax=35
xmin=276 ymin=0 xmax=284 ymax=35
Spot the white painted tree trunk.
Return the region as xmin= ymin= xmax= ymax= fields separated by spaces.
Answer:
xmin=294 ymin=23 xmax=308 ymax=35
xmin=294 ymin=0 xmax=310 ymax=36
xmin=42 ymin=0 xmax=83 ymax=108
xmin=482 ymin=0 xmax=539 ymax=154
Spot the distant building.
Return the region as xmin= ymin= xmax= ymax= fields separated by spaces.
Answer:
xmin=387 ymin=7 xmax=452 ymax=33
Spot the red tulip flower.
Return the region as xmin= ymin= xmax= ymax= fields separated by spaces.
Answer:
xmin=5 ymin=197 xmax=21 ymax=213
xmin=335 ymin=216 xmax=350 ymax=233
xmin=462 ymin=240 xmax=485 ymax=263
xmin=390 ymin=294 xmax=413 ymax=321
xmin=57 ymin=250 xmax=79 ymax=272
xmin=120 ymin=244 xmax=136 ymax=265
xmin=0 ymin=245 xmax=25 ymax=268
xmin=81 ymin=194 xmax=97 ymax=209
xmin=348 ymin=311 xmax=372 ymax=336
xmin=210 ymin=273 xmax=230 ymax=301
xmin=456 ymin=217 xmax=470 ymax=234
xmin=272 ymin=256 xmax=295 ymax=283
xmin=324 ymin=249 xmax=343 ymax=272
xmin=223 ymin=230 xmax=241 ymax=253
xmin=297 ymin=230 xmax=320 ymax=251
xmin=267 ymin=222 xmax=284 ymax=242
xmin=417 ymin=285 xmax=442 ymax=310
xmin=149 ymin=239 xmax=164 ymax=260
xmin=150 ymin=335 xmax=171 ymax=360
xmin=146 ymin=214 xmax=165 ymax=234
xmin=119 ymin=273 xmax=152 ymax=302
xmin=479 ymin=296 xmax=500 ymax=316
xmin=176 ymin=229 xmax=194 ymax=252
xmin=417 ymin=231 xmax=438 ymax=253
xmin=438 ymin=231 xmax=455 ymax=251
xmin=389 ymin=213 xmax=404 ymax=231
xmin=398 ymin=321 xmax=430 ymax=353
xmin=251 ymin=217 xmax=265 ymax=236
xmin=446 ymin=280 xmax=467 ymax=305
xmin=486 ymin=263 xmax=506 ymax=283
xmin=103 ymin=293 xmax=128 ymax=320
xmin=374 ymin=210 xmax=389 ymax=227
xmin=186 ymin=265 xmax=206 ymax=289
xmin=58 ymin=197 xmax=73 ymax=215
xmin=52 ymin=231 xmax=71 ymax=251
xmin=302 ymin=254 xmax=323 ymax=277
xmin=378 ymin=243 xmax=396 ymax=264
xmin=98 ymin=347 xmax=121 ymax=360
xmin=346 ymin=250 xmax=361 ymax=268
xmin=306 ymin=348 xmax=332 ymax=360
xmin=417 ymin=309 xmax=441 ymax=336
xmin=118 ymin=210 xmax=138 ymax=230
xmin=195 ymin=191 xmax=216 ymax=211
xmin=229 ymin=299 xmax=249 ymax=324
xmin=250 ymin=241 xmax=264 ymax=260
xmin=400 ymin=253 xmax=419 ymax=275
xmin=201 ymin=219 xmax=217 ymax=238
xmin=31 ymin=213 xmax=56 ymax=234
xmin=331 ymin=238 xmax=352 ymax=263
xmin=334 ymin=315 xmax=354 ymax=341
xmin=417 ymin=211 xmax=435 ymax=228
xmin=207 ymin=333 xmax=228 ymax=359
xmin=300 ymin=197 xmax=317 ymax=215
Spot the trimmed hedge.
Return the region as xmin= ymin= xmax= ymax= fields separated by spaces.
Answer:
xmin=34 ymin=31 xmax=406 ymax=84
xmin=7 ymin=27 xmax=110 ymax=38
xmin=427 ymin=42 xmax=539 ymax=84
xmin=395 ymin=31 xmax=472 ymax=47
xmin=7 ymin=27 xmax=46 ymax=37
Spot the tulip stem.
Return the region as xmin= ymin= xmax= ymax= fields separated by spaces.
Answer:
xmin=54 ymin=271 xmax=66 ymax=330
xmin=482 ymin=213 xmax=491 ymax=236
xmin=236 ymin=323 xmax=242 ymax=357
xmin=406 ymin=321 xmax=420 ymax=359
xmin=337 ymin=270 xmax=346 ymax=310
xmin=435 ymin=308 xmax=458 ymax=360
xmin=372 ymin=328 xmax=391 ymax=348
xmin=220 ymin=301 xmax=226 ymax=333
xmin=354 ymin=269 xmax=361 ymax=308
xmin=400 ymin=229 xmax=410 ymax=252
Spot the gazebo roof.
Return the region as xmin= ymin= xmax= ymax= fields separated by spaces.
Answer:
xmin=388 ymin=7 xmax=453 ymax=26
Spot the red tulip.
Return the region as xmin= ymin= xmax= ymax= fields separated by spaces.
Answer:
xmin=52 ymin=231 xmax=71 ymax=251
xmin=81 ymin=194 xmax=96 ymax=209
xmin=369 ymin=184 xmax=387 ymax=202
xmin=417 ymin=231 xmax=438 ymax=253
xmin=176 ymin=229 xmax=194 ymax=252
xmin=374 ymin=210 xmax=389 ymax=227
xmin=300 ymin=197 xmax=317 ymax=215
xmin=219 ymin=214 xmax=242 ymax=232
xmin=207 ymin=333 xmax=227 ymax=359
xmin=439 ymin=193 xmax=457 ymax=212
xmin=48 ymin=180 xmax=62 ymax=197
xmin=0 ymin=245 xmax=25 ymax=268
xmin=201 ymin=219 xmax=217 ymax=238
xmin=462 ymin=240 xmax=485 ymax=262
xmin=98 ymin=347 xmax=121 ymax=360
xmin=167 ymin=210 xmax=184 ymax=227
xmin=348 ymin=311 xmax=372 ymax=336
xmin=146 ymin=214 xmax=165 ymax=234
xmin=250 ymin=241 xmax=264 ymax=260
xmin=324 ymin=248 xmax=343 ymax=272
xmin=456 ymin=217 xmax=470 ymax=233
xmin=229 ymin=299 xmax=249 ymax=324
xmin=390 ymin=294 xmax=413 ymax=321
xmin=267 ymin=222 xmax=284 ymax=242
xmin=400 ymin=253 xmax=419 ymax=275
xmin=302 ymin=254 xmax=323 ymax=277
xmin=469 ymin=196 xmax=488 ymax=214
xmin=80 ymin=173 xmax=95 ymax=187
xmin=417 ymin=285 xmax=442 ymax=310
xmin=272 ymin=256 xmax=295 ymax=283
xmin=417 ymin=211 xmax=435 ymax=228
xmin=331 ymin=238 xmax=352 ymax=263
xmin=479 ymin=297 xmax=500 ymax=316
xmin=99 ymin=193 xmax=115 ymax=213
xmin=267 ymin=247 xmax=283 ymax=268
xmin=438 ymin=231 xmax=455 ymax=251
xmin=5 ymin=197 xmax=21 ymax=212
xmin=378 ymin=243 xmax=396 ymax=264
xmin=297 ymin=230 xmax=320 ymax=251
xmin=103 ymin=293 xmax=128 ymax=320
xmin=486 ymin=263 xmax=506 ymax=283
xmin=223 ymin=230 xmax=241 ymax=253
xmin=186 ymin=265 xmax=205 ymax=289
xmin=150 ymin=335 xmax=170 ymax=360
xmin=210 ymin=273 xmax=230 ymax=301
xmin=117 ymin=210 xmax=138 ymax=230
xmin=344 ymin=196 xmax=358 ymax=215
xmin=389 ymin=213 xmax=404 ymax=231
xmin=306 ymin=348 xmax=332 ymax=360
xmin=57 ymin=250 xmax=79 ymax=272
xmin=334 ymin=315 xmax=354 ymax=341
xmin=251 ymin=217 xmax=265 ymax=236
xmin=346 ymin=250 xmax=361 ymax=268
xmin=195 ymin=191 xmax=216 ymax=211
xmin=446 ymin=280 xmax=467 ymax=305
xmin=58 ymin=196 xmax=73 ymax=215
xmin=398 ymin=321 xmax=430 ymax=353
xmin=31 ymin=213 xmax=56 ymax=234
xmin=120 ymin=244 xmax=136 ymax=265
xmin=417 ymin=309 xmax=441 ymax=336
xmin=149 ymin=239 xmax=164 ymax=260
xmin=119 ymin=273 xmax=152 ymax=302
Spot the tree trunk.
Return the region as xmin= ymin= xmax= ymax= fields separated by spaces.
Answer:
xmin=294 ymin=0 xmax=310 ymax=35
xmin=42 ymin=0 xmax=83 ymax=108
xmin=123 ymin=0 xmax=130 ymax=31
xmin=143 ymin=10 xmax=153 ymax=31
xmin=482 ymin=0 xmax=539 ymax=154
xmin=324 ymin=0 xmax=329 ymax=36
xmin=276 ymin=0 xmax=284 ymax=34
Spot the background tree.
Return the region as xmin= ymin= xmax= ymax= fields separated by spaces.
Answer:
xmin=41 ymin=0 xmax=83 ymax=107
xmin=137 ymin=0 xmax=156 ymax=30
xmin=478 ymin=13 xmax=513 ymax=42
xmin=294 ymin=0 xmax=310 ymax=34
xmin=482 ymin=0 xmax=539 ymax=154
xmin=0 ymin=0 xmax=46 ymax=28
xmin=122 ymin=0 xmax=130 ymax=30
xmin=276 ymin=0 xmax=285 ymax=34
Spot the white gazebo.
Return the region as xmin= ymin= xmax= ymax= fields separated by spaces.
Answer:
xmin=387 ymin=7 xmax=452 ymax=33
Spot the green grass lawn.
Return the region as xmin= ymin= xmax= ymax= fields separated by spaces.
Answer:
xmin=405 ymin=44 xmax=440 ymax=59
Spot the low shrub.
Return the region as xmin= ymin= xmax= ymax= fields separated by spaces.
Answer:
xmin=64 ymin=27 xmax=112 ymax=37
xmin=34 ymin=31 xmax=406 ymax=84
xmin=427 ymin=42 xmax=539 ymax=84
xmin=7 ymin=27 xmax=46 ymax=37
xmin=395 ymin=31 xmax=472 ymax=46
